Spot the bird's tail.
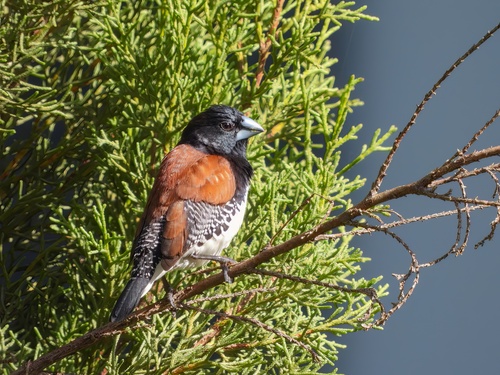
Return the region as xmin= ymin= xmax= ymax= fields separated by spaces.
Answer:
xmin=109 ymin=278 xmax=150 ymax=322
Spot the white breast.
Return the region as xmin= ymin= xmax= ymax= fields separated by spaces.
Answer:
xmin=176 ymin=193 xmax=248 ymax=269
xmin=142 ymin=191 xmax=248 ymax=296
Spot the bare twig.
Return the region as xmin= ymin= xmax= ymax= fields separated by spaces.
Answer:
xmin=343 ymin=221 xmax=419 ymax=325
xmin=416 ymin=190 xmax=500 ymax=208
xmin=455 ymin=178 xmax=471 ymax=255
xmin=457 ymin=108 xmax=500 ymax=157
xmin=250 ymin=267 xmax=386 ymax=321
xmin=369 ymin=22 xmax=500 ymax=196
xmin=485 ymin=168 xmax=500 ymax=199
xmin=475 ymin=207 xmax=500 ymax=249
xmin=431 ymin=163 xmax=500 ymax=187
xmin=314 ymin=205 xmax=492 ymax=242
xmin=418 ymin=201 xmax=464 ymax=268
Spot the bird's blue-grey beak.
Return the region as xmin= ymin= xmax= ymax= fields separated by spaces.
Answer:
xmin=236 ymin=116 xmax=264 ymax=141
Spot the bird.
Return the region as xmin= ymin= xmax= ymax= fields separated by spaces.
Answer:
xmin=109 ymin=105 xmax=264 ymax=322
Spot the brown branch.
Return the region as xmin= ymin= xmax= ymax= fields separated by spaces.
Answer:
xmin=431 ymin=163 xmax=500 ymax=187
xmin=369 ymin=21 xmax=500 ymax=196
xmin=416 ymin=190 xmax=500 ymax=208
xmin=343 ymin=221 xmax=419 ymax=325
xmin=418 ymin=145 xmax=500 ymax=188
xmin=475 ymin=207 xmax=500 ymax=248
xmin=255 ymin=0 xmax=285 ymax=88
xmin=419 ymin=201 xmax=464 ymax=268
xmin=485 ymin=168 xmax=500 ymax=199
xmin=458 ymin=107 xmax=500 ymax=157
xmin=314 ymin=205 xmax=493 ymax=241
xmin=455 ymin=178 xmax=471 ymax=255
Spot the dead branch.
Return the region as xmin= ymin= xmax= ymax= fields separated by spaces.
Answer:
xmin=369 ymin=23 xmax=500 ymax=196
xmin=475 ymin=207 xmax=500 ymax=248
xmin=314 ymin=205 xmax=492 ymax=241
xmin=457 ymin=108 xmax=500 ymax=157
xmin=342 ymin=221 xmax=419 ymax=325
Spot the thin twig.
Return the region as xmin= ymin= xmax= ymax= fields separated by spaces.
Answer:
xmin=485 ymin=168 xmax=500 ymax=199
xmin=455 ymin=178 xmax=470 ymax=255
xmin=189 ymin=287 xmax=277 ymax=347
xmin=268 ymin=194 xmax=314 ymax=246
xmin=346 ymin=221 xmax=420 ymax=326
xmin=255 ymin=0 xmax=285 ymax=88
xmin=250 ymin=267 xmax=386 ymax=320
xmin=314 ymin=205 xmax=492 ymax=242
xmin=416 ymin=190 xmax=500 ymax=207
xmin=419 ymin=201 xmax=463 ymax=268
xmin=458 ymin=107 xmax=500 ymax=156
xmin=179 ymin=302 xmax=321 ymax=362
xmin=186 ymin=287 xmax=277 ymax=305
xmin=369 ymin=22 xmax=500 ymax=196
xmin=475 ymin=207 xmax=500 ymax=249
xmin=268 ymin=193 xmax=335 ymax=247
xmin=431 ymin=163 xmax=500 ymax=187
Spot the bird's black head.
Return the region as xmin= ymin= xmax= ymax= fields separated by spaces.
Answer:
xmin=179 ymin=105 xmax=264 ymax=156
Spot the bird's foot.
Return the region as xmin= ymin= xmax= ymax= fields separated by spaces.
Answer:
xmin=161 ymin=277 xmax=178 ymax=316
xmin=167 ymin=284 xmax=177 ymax=309
xmin=190 ymin=254 xmax=236 ymax=283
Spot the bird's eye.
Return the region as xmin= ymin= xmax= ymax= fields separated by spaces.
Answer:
xmin=219 ymin=121 xmax=235 ymax=132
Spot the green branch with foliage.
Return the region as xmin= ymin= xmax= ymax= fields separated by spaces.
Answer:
xmin=1 ymin=1 xmax=385 ymax=373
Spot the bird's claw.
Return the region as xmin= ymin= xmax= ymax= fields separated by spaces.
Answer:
xmin=190 ymin=253 xmax=236 ymax=283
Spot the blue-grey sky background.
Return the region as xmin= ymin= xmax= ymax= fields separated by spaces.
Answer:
xmin=330 ymin=1 xmax=500 ymax=374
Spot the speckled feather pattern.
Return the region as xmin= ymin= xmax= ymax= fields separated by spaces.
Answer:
xmin=109 ymin=105 xmax=262 ymax=322
xmin=131 ymin=217 xmax=165 ymax=279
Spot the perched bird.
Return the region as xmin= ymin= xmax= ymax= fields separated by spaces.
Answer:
xmin=110 ymin=105 xmax=264 ymax=322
